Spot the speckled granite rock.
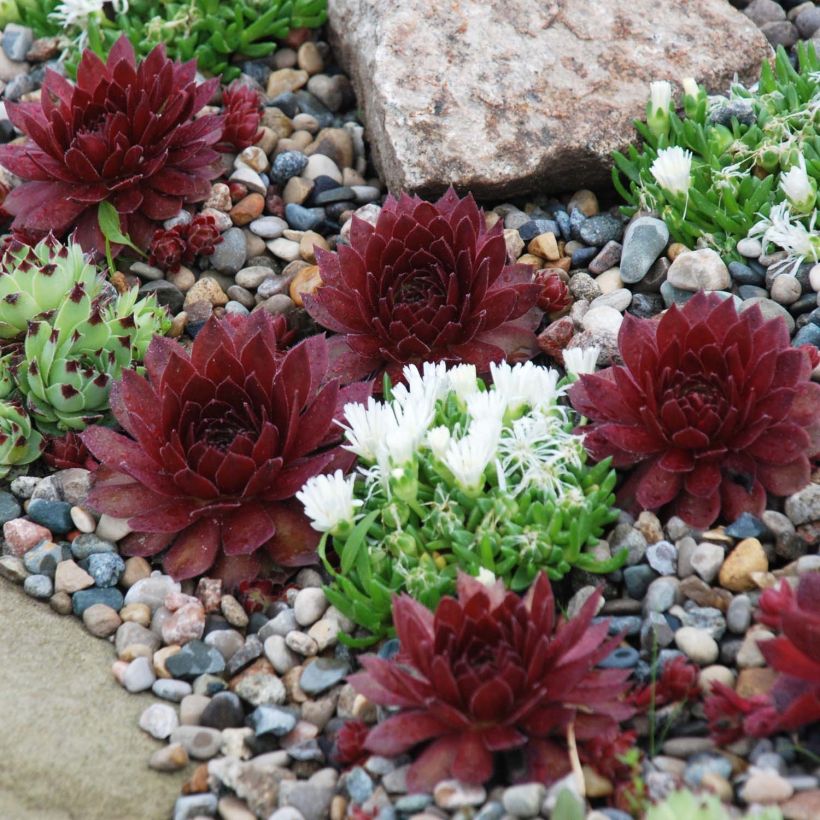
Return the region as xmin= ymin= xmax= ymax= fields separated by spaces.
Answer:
xmin=328 ymin=0 xmax=771 ymax=196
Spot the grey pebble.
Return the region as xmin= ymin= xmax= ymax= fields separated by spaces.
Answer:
xmin=620 ymin=217 xmax=669 ymax=284
xmin=23 ymin=573 xmax=52 ymax=599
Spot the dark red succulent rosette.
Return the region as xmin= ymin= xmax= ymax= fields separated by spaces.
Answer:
xmin=349 ymin=572 xmax=634 ymax=792
xmin=42 ymin=431 xmax=99 ymax=471
xmin=757 ymin=573 xmax=820 ymax=733
xmin=303 ymin=188 xmax=542 ymax=384
xmin=216 ymin=82 xmax=263 ymax=153
xmin=569 ymin=292 xmax=820 ymax=528
xmin=0 ymin=37 xmax=224 ymax=257
xmin=534 ymin=269 xmax=572 ymax=313
xmin=148 ymin=227 xmax=186 ymax=272
xmin=81 ymin=312 xmax=370 ymax=588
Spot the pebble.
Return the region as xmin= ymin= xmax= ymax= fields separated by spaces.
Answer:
xmin=3 ymin=518 xmax=52 ymax=556
xmin=620 ymin=217 xmax=669 ymax=283
xmin=690 ymin=542 xmax=725 ymax=584
xmin=434 ymin=780 xmax=487 ymax=809
xmin=667 ymin=248 xmax=730 ymax=291
xmin=70 ymin=533 xmax=117 ymax=561
xmin=718 ymin=537 xmax=768 ymax=592
xmin=83 ymin=604 xmax=122 ymax=637
xmin=22 ymin=540 xmax=63 ymax=577
xmin=72 ymin=587 xmax=123 ymax=616
xmin=675 ymin=626 xmax=719 ymax=665
xmin=205 ymin=629 xmax=245 ymax=663
xmin=94 ymin=514 xmax=132 ymax=542
xmin=578 ymin=213 xmax=623 ymax=246
xmin=149 ymin=742 xmax=189 ymax=773
xmin=293 ymin=588 xmax=329 ymax=627
xmin=771 ymin=274 xmax=802 ymax=305
xmin=85 ymin=552 xmax=125 ymax=587
xmin=125 ymin=573 xmax=180 ymax=611
xmin=2 ymin=23 xmax=33 ymax=61
xmin=0 ymin=555 xmax=27 ymax=583
xmin=232 ymin=668 xmax=287 ymax=706
xmin=26 ymin=498 xmax=74 ymax=533
xmin=248 ymin=216 xmax=288 ymax=240
xmin=123 ymin=656 xmax=156 ymax=693
xmin=785 ymin=483 xmax=820 ymax=526
xmin=581 ymin=304 xmax=623 ymax=334
xmin=121 ymin=557 xmax=152 ymax=589
xmin=300 ymin=658 xmax=349 ymax=695
xmin=737 ymin=627 xmax=775 ymax=668
xmin=727 ymin=594 xmax=753 ymax=634
xmin=646 ymin=540 xmax=677 ymax=575
xmin=209 ymin=227 xmax=247 ymax=274
xmin=166 ymin=640 xmax=225 ymax=680
xmin=644 ymin=576 xmax=679 ymax=612
xmin=740 ymin=767 xmax=795 ymax=804
xmin=162 ymin=601 xmax=206 ymax=645
xmin=0 ymin=491 xmax=21 ymax=524
xmin=153 ymin=679 xmax=192 ymax=702
xmin=248 ymin=705 xmax=298 ymax=737
xmin=200 ymin=691 xmax=245 ymax=730
xmin=139 ymin=702 xmax=179 ymax=739
xmin=23 ymin=573 xmax=52 ymax=599
xmin=264 ymin=635 xmax=300 ymax=675
xmin=173 ymin=793 xmax=218 ymax=820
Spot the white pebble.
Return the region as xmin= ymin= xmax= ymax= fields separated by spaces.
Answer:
xmin=674 ymin=626 xmax=719 ymax=666
xmin=736 ymin=237 xmax=762 ymax=258
xmin=810 ymin=263 xmax=820 ymax=293
xmin=581 ymin=305 xmax=623 ymax=335
xmin=770 ymin=274 xmax=802 ymax=306
xmin=69 ymin=506 xmax=96 ymax=533
xmin=123 ymin=656 xmax=156 ymax=693
xmin=94 ymin=514 xmax=131 ymax=542
xmin=266 ymin=238 xmax=301 ymax=262
xmin=293 ymin=587 xmax=329 ymax=626
xmin=139 ymin=702 xmax=179 ymax=739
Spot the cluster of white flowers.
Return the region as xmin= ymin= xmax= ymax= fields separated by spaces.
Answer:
xmin=50 ymin=0 xmax=128 ymax=29
xmin=298 ymin=354 xmax=600 ymax=535
xmin=748 ymin=201 xmax=820 ymax=273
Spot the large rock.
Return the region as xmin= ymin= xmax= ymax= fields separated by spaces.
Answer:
xmin=328 ymin=0 xmax=770 ymax=197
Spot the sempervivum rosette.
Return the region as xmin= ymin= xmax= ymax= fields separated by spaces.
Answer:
xmin=569 ymin=291 xmax=820 ymax=528
xmin=82 ymin=312 xmax=371 ymax=587
xmin=304 ymin=188 xmax=541 ymax=383
xmin=0 ymin=37 xmax=223 ymax=256
xmin=350 ymin=572 xmax=634 ymax=791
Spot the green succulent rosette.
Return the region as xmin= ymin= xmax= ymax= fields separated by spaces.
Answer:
xmin=14 ymin=281 xmax=170 ymax=433
xmin=0 ymin=235 xmax=99 ymax=339
xmin=0 ymin=398 xmax=43 ymax=477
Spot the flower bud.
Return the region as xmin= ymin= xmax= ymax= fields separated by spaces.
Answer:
xmin=646 ymin=81 xmax=672 ymax=139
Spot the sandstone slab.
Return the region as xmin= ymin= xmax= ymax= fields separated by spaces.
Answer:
xmin=328 ymin=0 xmax=770 ymax=197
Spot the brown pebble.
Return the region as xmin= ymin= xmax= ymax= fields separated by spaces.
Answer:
xmin=169 ymin=312 xmax=187 ymax=338
xmin=230 ymin=193 xmax=265 ymax=226
xmin=719 ymin=538 xmax=768 ymax=592
xmin=121 ymin=556 xmax=152 ymax=588
xmin=736 ymin=667 xmax=778 ymax=699
xmin=149 ymin=742 xmax=189 ymax=772
xmin=182 ymin=762 xmax=210 ymax=794
xmin=49 ymin=591 xmax=73 ymax=616
xmin=184 ymin=278 xmax=228 ymax=309
xmin=266 ymin=68 xmax=308 ymax=98
xmin=330 ymin=795 xmax=347 ymax=820
xmin=528 ymin=232 xmax=560 ymax=261
xmin=299 ymin=231 xmax=329 ymax=263
xmin=289 ymin=265 xmax=322 ymax=307
xmin=297 ymin=41 xmax=324 ymax=75
xmin=283 ymin=176 xmax=314 ymax=206
xmin=83 ymin=604 xmax=122 ymax=638
xmin=567 ymin=189 xmax=599 ymax=216
xmin=667 ymin=242 xmax=689 ymax=261
xmin=120 ymin=602 xmax=152 ymax=627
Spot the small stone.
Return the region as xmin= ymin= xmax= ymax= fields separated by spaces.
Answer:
xmin=150 ymin=742 xmax=189 ymax=772
xmin=737 ymin=627 xmax=776 ymax=669
xmin=434 ymin=780 xmax=486 ymax=810
xmin=578 ymin=213 xmax=623 ymax=246
xmin=303 ymin=153 xmax=342 ymax=184
xmin=70 ymin=533 xmax=116 ymax=560
xmin=125 ymin=572 xmax=180 ymax=611
xmin=2 ymin=23 xmax=33 ymax=61
xmin=528 ymin=232 xmax=560 ymax=261
xmin=667 ymin=248 xmax=731 ymax=291
xmin=248 ymin=704 xmax=298 ymax=737
xmin=293 ymin=587 xmax=329 ymax=627
xmin=785 ymin=483 xmax=820 ymax=526
xmin=740 ymin=766 xmax=794 ymax=805
xmin=140 ymin=702 xmax=180 ymax=740
xmin=232 ymin=665 xmax=287 ymax=707
xmin=69 ymin=506 xmax=96 ymax=533
xmin=162 ymin=601 xmax=206 ymax=645
xmin=267 ymin=68 xmax=309 ymax=98
xmin=23 ymin=574 xmax=52 ymax=599
xmin=221 ymin=595 xmax=249 ymax=629
xmin=581 ymin=304 xmax=623 ymax=334
xmin=121 ymin=556 xmax=152 ymax=588
xmin=299 ymin=657 xmax=349 ymax=695
xmin=204 ymin=629 xmax=245 ymax=663
xmin=153 ymin=679 xmax=192 ymax=702
xmin=209 ymin=227 xmax=247 ymax=274
xmin=675 ymin=626 xmax=719 ymax=666
xmin=174 ymin=793 xmax=218 ymax=820
xmin=85 ymin=552 xmax=125 ymax=587
xmin=22 ymin=540 xmax=63 ymax=577
xmin=771 ymin=274 xmax=802 ymax=306
xmin=644 ymin=576 xmax=680 ymax=612
xmin=620 ymin=217 xmax=669 ymax=284
xmin=166 ymin=640 xmax=225 ymax=680
xmin=179 ymin=692 xmax=211 ymax=725
xmin=727 ymin=595 xmax=753 ymax=634
xmin=200 ymin=691 xmax=245 ymax=730
xmin=3 ymin=518 xmax=51 ymax=556
xmin=123 ymin=656 xmax=157 ymax=693
xmin=0 ymin=555 xmax=27 ymax=583
xmin=264 ymin=634 xmax=300 ymax=675
xmin=646 ymin=540 xmax=677 ymax=575
xmin=94 ymin=514 xmax=132 ymax=542
xmin=719 ymin=537 xmax=768 ymax=592
xmin=26 ymin=498 xmax=73 ymax=533
xmin=72 ymin=587 xmax=124 ymax=616
xmin=248 ymin=216 xmax=288 ymax=240
xmin=83 ymin=604 xmax=122 ymax=638
xmin=691 ymin=542 xmax=725 ymax=584
xmin=285 ymin=631 xmax=319 ymax=656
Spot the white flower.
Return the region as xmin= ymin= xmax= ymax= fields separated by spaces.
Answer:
xmin=50 ymin=0 xmax=104 ymax=27
xmin=426 ymin=426 xmax=452 ymax=459
xmin=447 ymin=364 xmax=478 ymax=400
xmin=749 ymin=202 xmax=820 ymax=272
xmin=476 ymin=567 xmax=497 ymax=587
xmin=394 ymin=362 xmax=450 ymax=406
xmin=339 ymin=398 xmax=395 ymax=463
xmin=649 ymin=81 xmax=672 ymax=114
xmin=651 ymin=146 xmax=693 ymax=198
xmin=466 ymin=388 xmax=509 ymax=426
xmin=488 ymin=361 xmax=561 ymax=414
xmin=442 ymin=418 xmax=501 ymax=493
xmin=682 ymin=77 xmax=699 ymax=99
xmin=296 ymin=470 xmax=362 ymax=535
xmin=563 ymin=345 xmax=600 ymax=377
xmin=780 ymin=155 xmax=816 ymax=213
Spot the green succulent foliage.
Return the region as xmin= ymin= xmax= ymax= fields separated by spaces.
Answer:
xmin=0 ymin=0 xmax=63 ymax=37
xmin=612 ymin=43 xmax=820 ymax=261
xmin=14 ymin=280 xmax=169 ymax=433
xmin=75 ymin=0 xmax=327 ymax=81
xmin=646 ymin=789 xmax=783 ymax=820
xmin=314 ymin=369 xmax=624 ymax=647
xmin=0 ymin=236 xmax=100 ymax=339
xmin=0 ymin=398 xmax=43 ymax=478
